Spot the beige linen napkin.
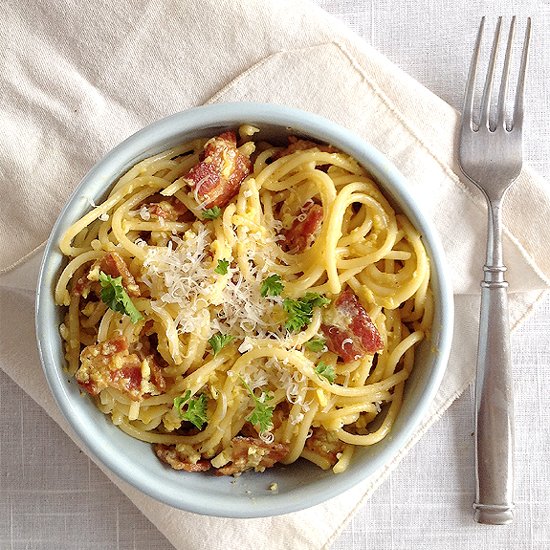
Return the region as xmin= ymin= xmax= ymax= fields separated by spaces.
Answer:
xmin=1 ymin=1 xmax=549 ymax=549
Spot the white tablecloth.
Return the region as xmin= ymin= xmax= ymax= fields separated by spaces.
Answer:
xmin=1 ymin=1 xmax=548 ymax=549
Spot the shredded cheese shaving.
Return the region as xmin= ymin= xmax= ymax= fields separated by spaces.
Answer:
xmin=143 ymin=223 xmax=287 ymax=341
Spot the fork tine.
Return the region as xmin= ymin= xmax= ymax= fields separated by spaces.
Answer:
xmin=496 ymin=17 xmax=516 ymax=129
xmin=462 ymin=16 xmax=485 ymax=130
xmin=512 ymin=17 xmax=532 ymax=131
xmin=479 ymin=17 xmax=502 ymax=129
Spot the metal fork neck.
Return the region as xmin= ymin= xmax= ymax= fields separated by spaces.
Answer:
xmin=483 ymin=198 xmax=508 ymax=286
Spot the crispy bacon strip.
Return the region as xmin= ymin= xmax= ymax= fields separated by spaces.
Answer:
xmin=72 ymin=253 xmax=137 ymax=299
xmin=72 ymin=270 xmax=95 ymax=297
xmin=321 ymin=290 xmax=384 ymax=362
xmin=273 ymin=135 xmax=337 ymax=160
xmin=133 ymin=328 xmax=167 ymax=393
xmin=154 ymin=444 xmax=211 ymax=472
xmin=76 ymin=336 xmax=165 ymax=401
xmin=184 ymin=131 xmax=252 ymax=209
xmin=281 ymin=203 xmax=323 ymax=253
xmin=214 ymin=437 xmax=289 ymax=476
xmin=305 ymin=427 xmax=345 ymax=467
xmin=147 ymin=196 xmax=189 ymax=221
xmin=76 ymin=336 xmax=144 ymax=401
xmin=100 ymin=252 xmax=140 ymax=297
xmin=147 ymin=354 xmax=166 ymax=393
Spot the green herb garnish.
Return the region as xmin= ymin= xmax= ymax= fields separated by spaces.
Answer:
xmin=315 ymin=361 xmax=336 ymax=384
xmin=214 ymin=259 xmax=230 ymax=275
xmin=260 ymin=274 xmax=284 ymax=297
xmin=305 ymin=337 xmax=327 ymax=353
xmin=98 ymin=271 xmax=143 ymax=324
xmin=283 ymin=292 xmax=330 ymax=332
xmin=208 ymin=332 xmax=235 ymax=355
xmin=241 ymin=377 xmax=274 ymax=433
xmin=202 ymin=206 xmax=222 ymax=220
xmin=174 ymin=390 xmax=209 ymax=430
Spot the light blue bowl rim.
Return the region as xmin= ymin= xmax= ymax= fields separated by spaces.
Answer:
xmin=36 ymin=102 xmax=454 ymax=518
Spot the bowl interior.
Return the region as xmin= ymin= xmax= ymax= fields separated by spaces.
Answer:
xmin=36 ymin=103 xmax=453 ymax=518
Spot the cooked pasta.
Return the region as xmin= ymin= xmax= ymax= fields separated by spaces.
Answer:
xmin=55 ymin=126 xmax=433 ymax=476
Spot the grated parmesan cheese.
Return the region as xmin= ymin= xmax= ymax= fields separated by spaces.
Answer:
xmin=139 ymin=206 xmax=151 ymax=221
xmin=137 ymin=193 xmax=325 ymax=420
xmin=83 ymin=196 xmax=98 ymax=208
xmin=143 ymin=223 xmax=288 ymax=341
xmin=259 ymin=431 xmax=275 ymax=444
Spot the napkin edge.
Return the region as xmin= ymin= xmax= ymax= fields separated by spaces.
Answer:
xmin=0 ymin=241 xmax=46 ymax=277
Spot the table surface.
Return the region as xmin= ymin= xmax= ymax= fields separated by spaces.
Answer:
xmin=1 ymin=1 xmax=549 ymax=549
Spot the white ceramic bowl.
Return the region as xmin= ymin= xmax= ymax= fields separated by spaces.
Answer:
xmin=36 ymin=103 xmax=453 ymax=518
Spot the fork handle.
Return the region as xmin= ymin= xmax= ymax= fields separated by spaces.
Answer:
xmin=474 ymin=262 xmax=514 ymax=524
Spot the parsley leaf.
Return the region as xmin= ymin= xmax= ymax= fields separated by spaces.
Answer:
xmin=260 ymin=274 xmax=284 ymax=297
xmin=315 ymin=361 xmax=336 ymax=384
xmin=303 ymin=292 xmax=331 ymax=308
xmin=173 ymin=390 xmax=209 ymax=430
xmin=241 ymin=377 xmax=274 ymax=433
xmin=305 ymin=337 xmax=327 ymax=353
xmin=173 ymin=391 xmax=191 ymax=413
xmin=214 ymin=259 xmax=230 ymax=275
xmin=98 ymin=271 xmax=143 ymax=324
xmin=208 ymin=332 xmax=235 ymax=355
xmin=183 ymin=394 xmax=208 ymax=429
xmin=202 ymin=206 xmax=222 ymax=220
xmin=283 ymin=292 xmax=330 ymax=332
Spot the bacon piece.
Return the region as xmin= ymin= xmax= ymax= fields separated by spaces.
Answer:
xmin=135 ymin=329 xmax=167 ymax=393
xmin=100 ymin=252 xmax=140 ymax=297
xmin=147 ymin=354 xmax=166 ymax=393
xmin=147 ymin=197 xmax=190 ymax=221
xmin=214 ymin=437 xmax=289 ymax=476
xmin=281 ymin=203 xmax=323 ymax=253
xmin=273 ymin=135 xmax=337 ymax=160
xmin=76 ymin=336 xmax=147 ymax=401
xmin=141 ymin=319 xmax=155 ymax=336
xmin=305 ymin=427 xmax=345 ymax=467
xmin=72 ymin=270 xmax=93 ymax=297
xmin=110 ymin=361 xmax=142 ymax=394
xmin=185 ymin=131 xmax=252 ymax=209
xmin=73 ymin=251 xmax=140 ymax=299
xmin=321 ymin=290 xmax=384 ymax=362
xmin=154 ymin=444 xmax=211 ymax=472
xmin=239 ymin=422 xmax=258 ymax=438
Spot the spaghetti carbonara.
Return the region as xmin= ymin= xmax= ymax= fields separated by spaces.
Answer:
xmin=55 ymin=126 xmax=432 ymax=476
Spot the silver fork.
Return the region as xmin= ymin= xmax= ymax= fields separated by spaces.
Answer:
xmin=458 ymin=16 xmax=531 ymax=525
